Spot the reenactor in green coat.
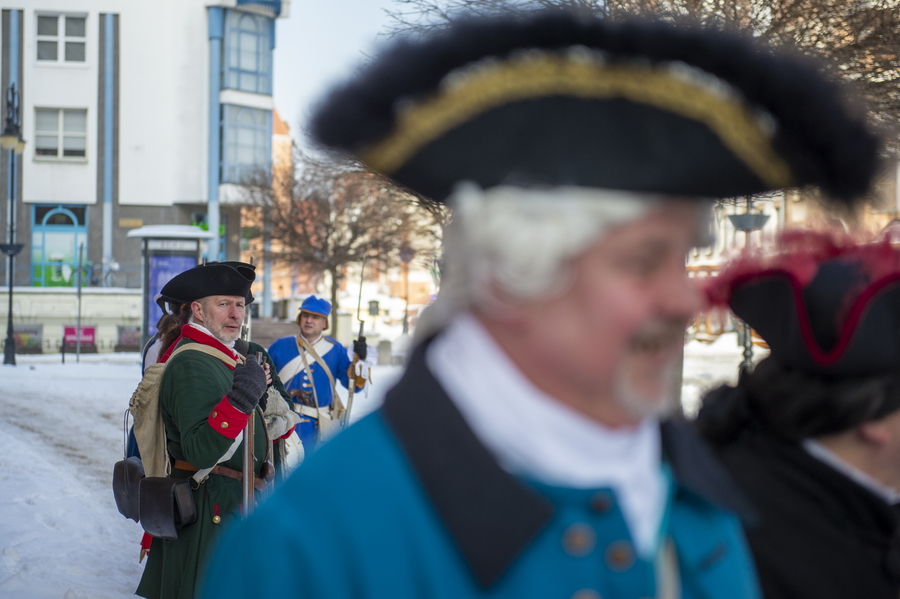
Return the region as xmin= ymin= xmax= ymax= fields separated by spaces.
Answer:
xmin=136 ymin=262 xmax=294 ymax=599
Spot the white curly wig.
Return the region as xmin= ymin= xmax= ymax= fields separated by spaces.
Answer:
xmin=415 ymin=183 xmax=709 ymax=342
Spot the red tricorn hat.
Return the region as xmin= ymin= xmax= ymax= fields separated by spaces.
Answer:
xmin=706 ymin=230 xmax=900 ymax=379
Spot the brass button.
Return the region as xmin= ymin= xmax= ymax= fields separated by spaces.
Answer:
xmin=562 ymin=523 xmax=596 ymax=557
xmin=211 ymin=411 xmax=218 ymax=418
xmin=605 ymin=540 xmax=635 ymax=571
xmin=220 ymin=422 xmax=229 ymax=429
xmin=571 ymin=590 xmax=601 ymax=599
xmin=589 ymin=491 xmax=613 ymax=514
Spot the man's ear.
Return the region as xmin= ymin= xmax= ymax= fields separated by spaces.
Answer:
xmin=190 ymin=300 xmax=204 ymax=324
xmin=858 ymin=419 xmax=894 ymax=446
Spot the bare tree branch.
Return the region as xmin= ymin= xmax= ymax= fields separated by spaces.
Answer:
xmin=384 ymin=0 xmax=900 ymax=152
xmin=239 ymin=148 xmax=445 ymax=337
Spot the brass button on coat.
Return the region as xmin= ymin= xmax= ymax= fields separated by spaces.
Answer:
xmin=589 ymin=491 xmax=613 ymax=514
xmin=571 ymin=590 xmax=601 ymax=599
xmin=220 ymin=422 xmax=229 ymax=429
xmin=605 ymin=540 xmax=635 ymax=571
xmin=211 ymin=411 xmax=218 ymax=418
xmin=562 ymin=523 xmax=596 ymax=557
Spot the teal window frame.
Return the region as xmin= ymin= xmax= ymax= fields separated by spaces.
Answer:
xmin=220 ymin=104 xmax=271 ymax=184
xmin=31 ymin=204 xmax=89 ymax=287
xmin=223 ymin=10 xmax=273 ymax=95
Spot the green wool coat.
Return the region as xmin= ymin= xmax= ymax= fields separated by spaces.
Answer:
xmin=136 ymin=339 xmax=283 ymax=599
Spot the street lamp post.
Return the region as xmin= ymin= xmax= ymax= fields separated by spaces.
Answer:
xmin=1 ymin=84 xmax=25 ymax=366
xmin=399 ymin=245 xmax=415 ymax=335
xmin=728 ymin=200 xmax=771 ymax=374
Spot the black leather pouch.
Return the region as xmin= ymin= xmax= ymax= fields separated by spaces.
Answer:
xmin=112 ymin=456 xmax=144 ymax=523
xmin=138 ymin=477 xmax=198 ymax=540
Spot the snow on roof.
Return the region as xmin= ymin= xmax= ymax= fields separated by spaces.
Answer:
xmin=126 ymin=225 xmax=215 ymax=239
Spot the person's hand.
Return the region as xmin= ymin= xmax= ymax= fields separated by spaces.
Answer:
xmin=353 ymin=337 xmax=367 ymax=361
xmin=227 ymin=356 xmax=268 ymax=414
xmin=354 ymin=360 xmax=370 ymax=381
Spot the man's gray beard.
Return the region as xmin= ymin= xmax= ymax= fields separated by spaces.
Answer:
xmin=613 ymin=358 xmax=679 ymax=421
xmin=210 ymin=326 xmax=239 ymax=346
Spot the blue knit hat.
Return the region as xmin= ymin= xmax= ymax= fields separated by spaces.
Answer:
xmin=300 ymin=296 xmax=332 ymax=325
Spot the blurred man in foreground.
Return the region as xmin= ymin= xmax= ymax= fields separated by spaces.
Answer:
xmin=201 ymin=9 xmax=879 ymax=598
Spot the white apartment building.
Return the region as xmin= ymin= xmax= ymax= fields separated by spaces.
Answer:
xmin=0 ymin=1 xmax=288 ymax=353
xmin=1 ymin=1 xmax=288 ymax=290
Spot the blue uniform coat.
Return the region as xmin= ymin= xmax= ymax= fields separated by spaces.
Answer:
xmin=200 ymin=340 xmax=761 ymax=599
xmin=268 ymin=334 xmax=359 ymax=449
xmin=268 ymin=334 xmax=352 ymax=408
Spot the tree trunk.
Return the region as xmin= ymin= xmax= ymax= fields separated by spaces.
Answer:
xmin=329 ymin=268 xmax=341 ymax=340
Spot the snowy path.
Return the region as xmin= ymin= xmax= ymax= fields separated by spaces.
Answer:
xmin=0 ymin=355 xmax=146 ymax=599
xmin=0 ymin=336 xmax=747 ymax=598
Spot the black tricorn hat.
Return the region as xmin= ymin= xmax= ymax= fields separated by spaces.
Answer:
xmin=159 ymin=262 xmax=256 ymax=307
xmin=218 ymin=261 xmax=256 ymax=304
xmin=310 ymin=11 xmax=880 ymax=205
xmin=707 ymin=231 xmax=900 ymax=378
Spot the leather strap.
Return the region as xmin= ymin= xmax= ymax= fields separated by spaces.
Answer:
xmin=295 ymin=335 xmax=344 ymax=414
xmin=173 ymin=459 xmax=269 ymax=491
xmin=169 ymin=342 xmax=241 ymax=368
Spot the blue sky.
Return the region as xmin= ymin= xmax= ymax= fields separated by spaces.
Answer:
xmin=273 ymin=1 xmax=396 ymax=144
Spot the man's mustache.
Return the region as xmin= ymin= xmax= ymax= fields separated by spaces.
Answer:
xmin=628 ymin=321 xmax=687 ymax=352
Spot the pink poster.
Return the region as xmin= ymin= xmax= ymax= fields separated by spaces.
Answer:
xmin=64 ymin=326 xmax=95 ymax=345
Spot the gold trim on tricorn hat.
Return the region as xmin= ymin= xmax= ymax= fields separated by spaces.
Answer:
xmin=363 ymin=51 xmax=792 ymax=189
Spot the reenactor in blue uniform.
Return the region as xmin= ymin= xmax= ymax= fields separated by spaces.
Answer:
xmin=201 ymin=8 xmax=880 ymax=599
xmin=268 ymin=296 xmax=369 ymax=451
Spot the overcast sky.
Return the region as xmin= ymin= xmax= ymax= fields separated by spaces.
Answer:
xmin=272 ymin=0 xmax=396 ymax=145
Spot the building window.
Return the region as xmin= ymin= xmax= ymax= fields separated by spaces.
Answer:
xmin=36 ymin=14 xmax=86 ymax=63
xmin=35 ymin=108 xmax=87 ymax=159
xmin=221 ymin=104 xmax=271 ymax=184
xmin=223 ymin=10 xmax=272 ymax=94
xmin=31 ymin=205 xmax=89 ymax=287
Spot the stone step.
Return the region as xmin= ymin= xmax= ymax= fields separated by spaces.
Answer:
xmin=249 ymin=319 xmax=297 ymax=350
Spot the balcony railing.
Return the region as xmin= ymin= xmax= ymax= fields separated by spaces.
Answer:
xmin=236 ymin=0 xmax=282 ymax=17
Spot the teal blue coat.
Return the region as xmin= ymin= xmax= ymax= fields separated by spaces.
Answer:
xmin=200 ymin=341 xmax=761 ymax=599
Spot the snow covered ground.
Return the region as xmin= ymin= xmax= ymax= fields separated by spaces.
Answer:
xmin=0 ymin=333 xmax=755 ymax=598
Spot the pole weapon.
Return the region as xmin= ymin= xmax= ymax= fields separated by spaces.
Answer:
xmin=239 ymin=290 xmax=258 ymax=515
xmin=342 ymin=256 xmax=367 ymax=428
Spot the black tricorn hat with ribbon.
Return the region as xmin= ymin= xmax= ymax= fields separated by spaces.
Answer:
xmin=309 ymin=10 xmax=880 ymax=205
xmin=707 ymin=231 xmax=900 ymax=379
xmin=159 ymin=262 xmax=256 ymax=308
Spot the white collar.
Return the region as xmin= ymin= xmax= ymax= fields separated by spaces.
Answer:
xmin=299 ymin=333 xmax=324 ymax=347
xmin=803 ymin=439 xmax=900 ymax=504
xmin=426 ymin=313 xmax=666 ymax=555
xmin=186 ymin=322 xmax=237 ymax=355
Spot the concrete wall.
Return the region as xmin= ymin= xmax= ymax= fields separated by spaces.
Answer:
xmin=117 ymin=0 xmax=209 ymax=208
xmin=18 ymin=0 xmax=210 ymax=208
xmin=0 ymin=286 xmax=142 ymax=353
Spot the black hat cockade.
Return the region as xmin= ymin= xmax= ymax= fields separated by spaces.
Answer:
xmin=706 ymin=231 xmax=900 ymax=379
xmin=310 ymin=11 xmax=880 ymax=205
xmin=159 ymin=262 xmax=256 ymax=309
